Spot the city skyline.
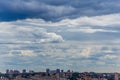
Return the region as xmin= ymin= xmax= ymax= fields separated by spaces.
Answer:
xmin=0 ymin=68 xmax=119 ymax=80
xmin=0 ymin=0 xmax=120 ymax=73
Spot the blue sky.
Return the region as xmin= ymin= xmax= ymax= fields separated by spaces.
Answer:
xmin=0 ymin=0 xmax=120 ymax=73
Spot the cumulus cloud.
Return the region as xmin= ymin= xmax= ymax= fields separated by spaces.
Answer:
xmin=39 ymin=32 xmax=63 ymax=43
xmin=0 ymin=21 xmax=64 ymax=44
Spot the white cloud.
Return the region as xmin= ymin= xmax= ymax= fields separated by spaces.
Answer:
xmin=19 ymin=50 xmax=37 ymax=57
xmin=70 ymin=48 xmax=91 ymax=58
xmin=100 ymin=54 xmax=117 ymax=60
xmin=59 ymin=13 xmax=120 ymax=27
xmin=0 ymin=21 xmax=64 ymax=43
xmin=4 ymin=50 xmax=37 ymax=57
xmin=39 ymin=32 xmax=64 ymax=43
xmin=0 ymin=40 xmax=120 ymax=72
xmin=14 ymin=13 xmax=120 ymax=27
xmin=67 ymin=27 xmax=118 ymax=33
xmin=12 ymin=13 xmax=120 ymax=34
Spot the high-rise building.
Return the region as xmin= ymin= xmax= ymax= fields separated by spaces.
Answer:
xmin=22 ymin=69 xmax=26 ymax=74
xmin=29 ymin=70 xmax=34 ymax=73
xmin=46 ymin=68 xmax=50 ymax=73
xmin=9 ymin=70 xmax=13 ymax=74
xmin=114 ymin=72 xmax=119 ymax=80
xmin=67 ymin=70 xmax=70 ymax=73
xmin=6 ymin=69 xmax=9 ymax=74
xmin=61 ymin=70 xmax=64 ymax=73
xmin=56 ymin=69 xmax=60 ymax=73
xmin=13 ymin=70 xmax=20 ymax=74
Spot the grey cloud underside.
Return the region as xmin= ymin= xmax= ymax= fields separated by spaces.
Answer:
xmin=0 ymin=0 xmax=120 ymax=21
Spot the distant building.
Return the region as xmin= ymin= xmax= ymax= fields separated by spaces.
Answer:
xmin=22 ymin=69 xmax=26 ymax=74
xmin=114 ymin=72 xmax=119 ymax=80
xmin=50 ymin=70 xmax=56 ymax=74
xmin=6 ymin=69 xmax=9 ymax=74
xmin=46 ymin=68 xmax=50 ymax=73
xmin=13 ymin=70 xmax=20 ymax=74
xmin=29 ymin=70 xmax=34 ymax=73
xmin=56 ymin=69 xmax=60 ymax=73
xmin=9 ymin=70 xmax=13 ymax=74
xmin=61 ymin=70 xmax=64 ymax=73
xmin=67 ymin=70 xmax=70 ymax=73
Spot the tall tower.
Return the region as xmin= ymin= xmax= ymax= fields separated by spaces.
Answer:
xmin=6 ymin=69 xmax=9 ymax=74
xmin=46 ymin=68 xmax=50 ymax=73
xmin=22 ymin=69 xmax=26 ymax=74
xmin=114 ymin=72 xmax=119 ymax=80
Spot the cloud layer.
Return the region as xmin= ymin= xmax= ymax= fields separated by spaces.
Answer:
xmin=1 ymin=0 xmax=120 ymax=21
xmin=0 ymin=22 xmax=64 ymax=44
xmin=0 ymin=13 xmax=120 ymax=72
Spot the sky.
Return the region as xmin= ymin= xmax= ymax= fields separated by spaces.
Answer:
xmin=0 ymin=0 xmax=120 ymax=73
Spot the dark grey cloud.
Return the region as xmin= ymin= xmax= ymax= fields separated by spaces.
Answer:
xmin=0 ymin=0 xmax=120 ymax=21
